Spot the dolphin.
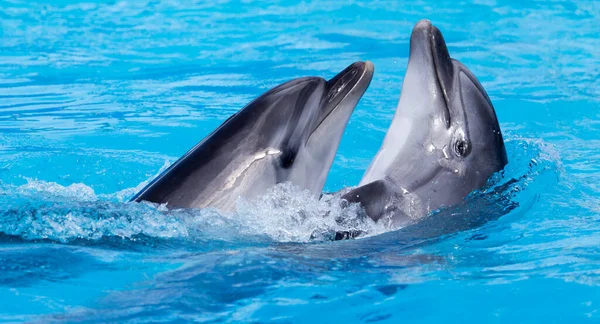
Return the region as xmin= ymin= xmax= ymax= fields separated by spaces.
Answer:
xmin=132 ymin=61 xmax=374 ymax=211
xmin=342 ymin=20 xmax=507 ymax=229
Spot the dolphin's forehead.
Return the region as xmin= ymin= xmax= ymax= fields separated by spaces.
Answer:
xmin=447 ymin=60 xmax=502 ymax=145
xmin=452 ymin=60 xmax=494 ymax=110
xmin=247 ymin=77 xmax=327 ymax=145
xmin=455 ymin=71 xmax=507 ymax=165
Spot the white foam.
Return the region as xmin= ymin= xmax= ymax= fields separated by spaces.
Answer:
xmin=18 ymin=178 xmax=98 ymax=201
xmin=0 ymin=137 xmax=559 ymax=244
xmin=229 ymin=182 xmax=387 ymax=242
xmin=0 ymin=179 xmax=386 ymax=244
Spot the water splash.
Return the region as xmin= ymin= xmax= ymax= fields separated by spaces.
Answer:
xmin=0 ymin=138 xmax=559 ymax=249
xmin=233 ymin=183 xmax=387 ymax=242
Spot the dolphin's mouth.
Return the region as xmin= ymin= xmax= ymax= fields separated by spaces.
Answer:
xmin=421 ymin=21 xmax=453 ymax=128
xmin=307 ymin=61 xmax=374 ymax=139
xmin=430 ymin=32 xmax=450 ymax=113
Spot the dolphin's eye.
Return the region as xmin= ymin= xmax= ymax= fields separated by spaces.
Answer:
xmin=280 ymin=150 xmax=296 ymax=168
xmin=453 ymin=140 xmax=471 ymax=157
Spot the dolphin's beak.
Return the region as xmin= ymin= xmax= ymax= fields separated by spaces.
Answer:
xmin=310 ymin=61 xmax=374 ymax=136
xmin=409 ymin=20 xmax=454 ymax=127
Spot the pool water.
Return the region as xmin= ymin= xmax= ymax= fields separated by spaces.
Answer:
xmin=1 ymin=0 xmax=600 ymax=322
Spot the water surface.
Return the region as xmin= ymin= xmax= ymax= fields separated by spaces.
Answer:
xmin=1 ymin=0 xmax=600 ymax=322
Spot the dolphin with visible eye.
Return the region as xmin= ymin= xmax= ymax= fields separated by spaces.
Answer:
xmin=132 ymin=61 xmax=374 ymax=211
xmin=342 ymin=20 xmax=507 ymax=229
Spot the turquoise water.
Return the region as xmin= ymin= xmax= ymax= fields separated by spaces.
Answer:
xmin=1 ymin=0 xmax=599 ymax=322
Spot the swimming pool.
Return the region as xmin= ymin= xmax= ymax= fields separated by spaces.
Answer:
xmin=1 ymin=0 xmax=599 ymax=322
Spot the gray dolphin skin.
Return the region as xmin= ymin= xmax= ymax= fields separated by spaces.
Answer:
xmin=132 ymin=61 xmax=374 ymax=211
xmin=342 ymin=20 xmax=507 ymax=228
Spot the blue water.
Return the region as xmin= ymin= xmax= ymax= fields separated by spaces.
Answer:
xmin=1 ymin=0 xmax=599 ymax=322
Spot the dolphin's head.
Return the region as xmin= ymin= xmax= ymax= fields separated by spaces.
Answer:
xmin=131 ymin=61 xmax=373 ymax=210
xmin=283 ymin=61 xmax=374 ymax=193
xmin=360 ymin=20 xmax=507 ymax=216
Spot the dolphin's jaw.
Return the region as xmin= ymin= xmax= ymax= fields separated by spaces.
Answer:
xmin=307 ymin=61 xmax=374 ymax=143
xmin=429 ymin=26 xmax=453 ymax=129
